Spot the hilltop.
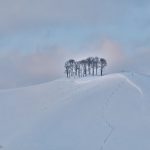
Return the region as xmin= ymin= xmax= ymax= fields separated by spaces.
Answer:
xmin=0 ymin=72 xmax=150 ymax=150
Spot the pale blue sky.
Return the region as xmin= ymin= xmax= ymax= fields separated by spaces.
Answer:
xmin=0 ymin=0 xmax=150 ymax=88
xmin=0 ymin=0 xmax=150 ymax=53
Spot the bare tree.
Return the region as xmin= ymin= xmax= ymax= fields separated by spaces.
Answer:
xmin=76 ymin=61 xmax=81 ymax=77
xmin=80 ymin=59 xmax=87 ymax=77
xmin=86 ymin=57 xmax=93 ymax=75
xmin=64 ymin=61 xmax=71 ymax=78
xmin=99 ymin=58 xmax=107 ymax=76
xmin=74 ymin=61 xmax=78 ymax=77
xmin=91 ymin=57 xmax=95 ymax=76
xmin=94 ymin=57 xmax=99 ymax=75
xmin=74 ymin=61 xmax=81 ymax=77
xmin=65 ymin=57 xmax=107 ymax=78
xmin=68 ymin=59 xmax=75 ymax=77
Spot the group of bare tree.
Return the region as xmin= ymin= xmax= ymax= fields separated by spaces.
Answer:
xmin=65 ymin=57 xmax=107 ymax=78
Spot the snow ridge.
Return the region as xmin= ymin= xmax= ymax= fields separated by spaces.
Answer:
xmin=119 ymin=74 xmax=143 ymax=95
xmin=0 ymin=72 xmax=150 ymax=150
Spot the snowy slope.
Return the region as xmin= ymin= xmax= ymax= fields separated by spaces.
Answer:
xmin=0 ymin=72 xmax=150 ymax=150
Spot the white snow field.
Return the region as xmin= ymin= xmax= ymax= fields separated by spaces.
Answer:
xmin=0 ymin=72 xmax=150 ymax=150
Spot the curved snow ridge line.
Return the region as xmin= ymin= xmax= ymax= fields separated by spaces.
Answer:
xmin=119 ymin=74 xmax=143 ymax=96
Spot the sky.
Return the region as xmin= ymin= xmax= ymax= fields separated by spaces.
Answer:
xmin=0 ymin=0 xmax=150 ymax=89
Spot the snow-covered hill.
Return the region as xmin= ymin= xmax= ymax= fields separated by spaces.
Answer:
xmin=0 ymin=72 xmax=150 ymax=150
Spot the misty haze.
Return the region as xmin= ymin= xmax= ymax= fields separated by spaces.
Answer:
xmin=0 ymin=0 xmax=150 ymax=150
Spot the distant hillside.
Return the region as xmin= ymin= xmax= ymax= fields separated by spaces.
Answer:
xmin=0 ymin=72 xmax=150 ymax=150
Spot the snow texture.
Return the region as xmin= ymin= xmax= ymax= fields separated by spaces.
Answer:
xmin=0 ymin=72 xmax=150 ymax=150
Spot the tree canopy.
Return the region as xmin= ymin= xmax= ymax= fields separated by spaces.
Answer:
xmin=64 ymin=57 xmax=107 ymax=78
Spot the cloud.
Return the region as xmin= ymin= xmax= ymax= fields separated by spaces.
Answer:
xmin=75 ymin=39 xmax=126 ymax=73
xmin=0 ymin=38 xmax=126 ymax=89
xmin=0 ymin=37 xmax=150 ymax=89
xmin=70 ymin=38 xmax=150 ymax=75
xmin=0 ymin=0 xmax=150 ymax=89
xmin=125 ymin=47 xmax=150 ymax=74
xmin=0 ymin=0 xmax=149 ymax=34
xmin=0 ymin=47 xmax=70 ymax=89
xmin=94 ymin=39 xmax=125 ymax=71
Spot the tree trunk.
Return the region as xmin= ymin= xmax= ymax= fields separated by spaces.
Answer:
xmin=93 ymin=68 xmax=94 ymax=76
xmin=101 ymin=68 xmax=103 ymax=76
xmin=88 ymin=67 xmax=91 ymax=75
xmin=96 ymin=67 xmax=97 ymax=75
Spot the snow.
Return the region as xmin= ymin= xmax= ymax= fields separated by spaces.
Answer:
xmin=118 ymin=74 xmax=143 ymax=95
xmin=0 ymin=72 xmax=150 ymax=150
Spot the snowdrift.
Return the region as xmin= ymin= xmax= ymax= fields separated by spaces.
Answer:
xmin=0 ymin=72 xmax=150 ymax=150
